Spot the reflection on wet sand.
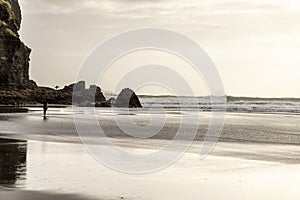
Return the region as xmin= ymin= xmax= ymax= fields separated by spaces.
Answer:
xmin=1 ymin=137 xmax=300 ymax=200
xmin=0 ymin=139 xmax=27 ymax=187
xmin=0 ymin=190 xmax=98 ymax=200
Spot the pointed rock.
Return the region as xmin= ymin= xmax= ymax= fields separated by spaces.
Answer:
xmin=115 ymin=88 xmax=142 ymax=108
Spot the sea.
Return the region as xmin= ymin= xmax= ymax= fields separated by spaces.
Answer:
xmin=109 ymin=95 xmax=300 ymax=115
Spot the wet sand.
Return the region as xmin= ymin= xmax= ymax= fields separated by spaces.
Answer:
xmin=1 ymin=139 xmax=300 ymax=200
xmin=1 ymin=107 xmax=300 ymax=199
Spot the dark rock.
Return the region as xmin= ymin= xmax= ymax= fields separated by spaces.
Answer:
xmin=114 ymin=88 xmax=142 ymax=108
xmin=95 ymin=101 xmax=111 ymax=107
xmin=7 ymin=0 xmax=22 ymax=32
xmin=109 ymin=97 xmax=116 ymax=106
xmin=74 ymin=81 xmax=86 ymax=92
xmin=72 ymin=81 xmax=107 ymax=106
xmin=32 ymin=81 xmax=107 ymax=106
xmin=0 ymin=0 xmax=33 ymax=90
xmin=0 ymin=1 xmax=110 ymax=107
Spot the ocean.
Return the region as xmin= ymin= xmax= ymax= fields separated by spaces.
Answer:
xmin=135 ymin=96 xmax=300 ymax=114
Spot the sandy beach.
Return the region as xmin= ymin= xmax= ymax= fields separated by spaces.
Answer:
xmin=1 ymin=0 xmax=300 ymax=199
xmin=1 ymin=107 xmax=300 ymax=199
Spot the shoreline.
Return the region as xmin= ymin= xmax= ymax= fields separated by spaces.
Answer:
xmin=1 ymin=105 xmax=300 ymax=116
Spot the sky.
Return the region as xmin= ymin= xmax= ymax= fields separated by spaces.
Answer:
xmin=19 ymin=0 xmax=300 ymax=97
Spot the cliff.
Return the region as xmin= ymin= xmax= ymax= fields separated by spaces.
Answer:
xmin=0 ymin=0 xmax=34 ymax=90
xmin=0 ymin=0 xmax=141 ymax=108
xmin=0 ymin=0 xmax=108 ymax=106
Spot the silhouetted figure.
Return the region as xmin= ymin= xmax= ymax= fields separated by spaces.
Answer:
xmin=42 ymin=99 xmax=48 ymax=117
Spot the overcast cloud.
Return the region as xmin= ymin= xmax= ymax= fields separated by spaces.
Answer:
xmin=19 ymin=0 xmax=300 ymax=97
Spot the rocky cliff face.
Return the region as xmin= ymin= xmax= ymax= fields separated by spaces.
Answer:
xmin=0 ymin=0 xmax=109 ymax=106
xmin=0 ymin=1 xmax=141 ymax=108
xmin=0 ymin=0 xmax=34 ymax=90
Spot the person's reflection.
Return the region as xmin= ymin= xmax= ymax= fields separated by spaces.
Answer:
xmin=0 ymin=139 xmax=27 ymax=187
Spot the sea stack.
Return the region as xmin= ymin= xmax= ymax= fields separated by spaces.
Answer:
xmin=115 ymin=88 xmax=142 ymax=108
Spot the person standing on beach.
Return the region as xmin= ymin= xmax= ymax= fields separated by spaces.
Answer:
xmin=42 ymin=99 xmax=48 ymax=117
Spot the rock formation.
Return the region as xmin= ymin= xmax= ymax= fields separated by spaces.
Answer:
xmin=0 ymin=0 xmax=109 ymax=106
xmin=0 ymin=80 xmax=111 ymax=106
xmin=0 ymin=0 xmax=110 ymax=106
xmin=64 ymin=81 xmax=109 ymax=107
xmin=0 ymin=0 xmax=34 ymax=90
xmin=115 ymin=88 xmax=142 ymax=108
xmin=0 ymin=0 xmax=140 ymax=108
